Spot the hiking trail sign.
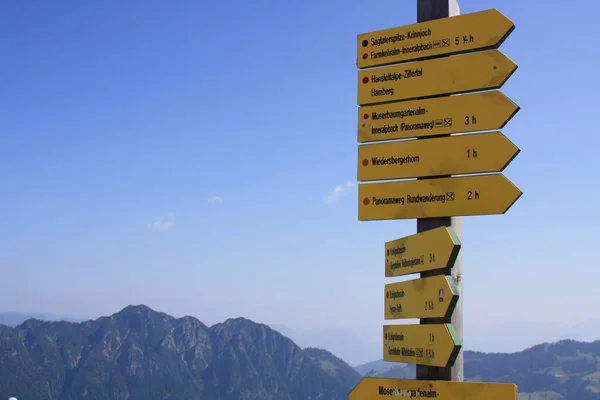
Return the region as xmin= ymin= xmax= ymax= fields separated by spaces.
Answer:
xmin=356 ymin=8 xmax=515 ymax=68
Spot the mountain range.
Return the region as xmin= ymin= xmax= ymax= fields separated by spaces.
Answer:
xmin=0 ymin=306 xmax=599 ymax=399
xmin=0 ymin=312 xmax=85 ymax=327
xmin=353 ymin=343 xmax=600 ymax=400
xmin=5 ymin=311 xmax=600 ymax=365
xmin=272 ymin=320 xmax=600 ymax=362
xmin=267 ymin=324 xmax=378 ymax=367
xmin=0 ymin=305 xmax=359 ymax=399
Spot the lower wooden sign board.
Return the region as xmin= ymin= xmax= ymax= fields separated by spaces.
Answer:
xmin=357 ymin=90 xmax=520 ymax=143
xmin=357 ymin=49 xmax=517 ymax=106
xmin=385 ymin=275 xmax=458 ymax=320
xmin=357 ymin=131 xmax=520 ymax=182
xmin=349 ymin=377 xmax=518 ymax=400
xmin=358 ymin=173 xmax=522 ymax=221
xmin=385 ymin=226 xmax=461 ymax=277
xmin=383 ymin=323 xmax=461 ymax=367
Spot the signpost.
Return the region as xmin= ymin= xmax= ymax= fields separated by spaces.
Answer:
xmin=356 ymin=8 xmax=514 ymax=68
xmin=358 ymin=173 xmax=522 ymax=221
xmin=349 ymin=378 xmax=517 ymax=400
xmin=383 ymin=323 xmax=461 ymax=367
xmin=385 ymin=275 xmax=458 ymax=319
xmin=413 ymin=0 xmax=465 ymax=385
xmin=385 ymin=226 xmax=461 ymax=277
xmin=357 ymin=131 xmax=520 ymax=181
xmin=357 ymin=49 xmax=517 ymax=106
xmin=358 ymin=90 xmax=520 ymax=143
xmin=353 ymin=2 xmax=521 ymax=398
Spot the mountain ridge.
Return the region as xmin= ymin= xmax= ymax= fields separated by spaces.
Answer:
xmin=2 ymin=305 xmax=599 ymax=400
xmin=354 ymin=339 xmax=600 ymax=400
xmin=5 ymin=311 xmax=599 ymax=364
xmin=0 ymin=304 xmax=361 ymax=400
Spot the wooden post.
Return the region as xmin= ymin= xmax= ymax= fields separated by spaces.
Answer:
xmin=415 ymin=0 xmax=464 ymax=383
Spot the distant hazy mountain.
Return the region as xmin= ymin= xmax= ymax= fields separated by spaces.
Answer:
xmin=303 ymin=347 xmax=362 ymax=390
xmin=267 ymin=324 xmax=378 ymax=366
xmin=0 ymin=311 xmax=86 ymax=327
xmin=269 ymin=320 xmax=600 ymax=364
xmin=466 ymin=320 xmax=600 ymax=354
xmin=0 ymin=305 xmax=360 ymax=400
xmin=560 ymin=318 xmax=600 ymax=342
xmin=354 ymin=340 xmax=600 ymax=400
xmin=352 ymin=359 xmax=397 ymax=376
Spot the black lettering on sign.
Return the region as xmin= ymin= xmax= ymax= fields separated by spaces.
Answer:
xmin=407 ymin=193 xmax=446 ymax=204
xmin=389 ymin=255 xmax=425 ymax=272
xmin=467 ymin=190 xmax=480 ymax=200
xmin=365 ymin=28 xmax=438 ymax=61
xmin=407 ymin=29 xmax=432 ymax=40
xmin=371 ymin=124 xmax=399 ymax=135
xmin=372 ymin=196 xmax=405 ymax=206
xmin=377 ymin=386 xmax=413 ymax=397
xmin=371 ymin=87 xmax=394 ymax=97
xmin=371 ymin=34 xmax=406 ymax=47
xmin=389 ymin=246 xmax=406 ymax=256
xmin=400 ymin=121 xmax=434 ymax=131
xmin=388 ymin=347 xmax=401 ymax=355
xmin=388 ymin=303 xmax=402 ymax=313
xmin=403 ymin=68 xmax=423 ymax=78
xmin=372 ymin=72 xmax=403 ymax=83
xmin=401 ymin=42 xmax=433 ymax=55
xmin=377 ymin=385 xmax=438 ymax=397
xmin=371 ymin=107 xmax=427 ymax=120
xmin=403 ymin=347 xmax=416 ymax=357
xmin=455 ymin=34 xmax=475 ymax=45
xmin=371 ymin=48 xmax=401 ymax=60
xmin=387 ymin=332 xmax=405 ymax=341
xmin=371 ymin=155 xmax=420 ymax=166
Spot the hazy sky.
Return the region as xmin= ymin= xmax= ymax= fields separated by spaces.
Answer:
xmin=1 ymin=0 xmax=599 ymax=358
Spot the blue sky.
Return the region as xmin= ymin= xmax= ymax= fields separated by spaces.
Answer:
xmin=1 ymin=0 xmax=599 ymax=360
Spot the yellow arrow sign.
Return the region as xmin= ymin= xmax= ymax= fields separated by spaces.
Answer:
xmin=385 ymin=275 xmax=458 ymax=320
xmin=385 ymin=226 xmax=460 ymax=277
xmin=358 ymin=173 xmax=522 ymax=221
xmin=357 ymin=50 xmax=517 ymax=106
xmin=349 ymin=377 xmax=517 ymax=400
xmin=357 ymin=90 xmax=519 ymax=143
xmin=383 ymin=323 xmax=461 ymax=367
xmin=357 ymin=132 xmax=520 ymax=182
xmin=357 ymin=8 xmax=515 ymax=69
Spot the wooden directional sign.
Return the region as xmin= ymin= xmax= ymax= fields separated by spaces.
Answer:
xmin=385 ymin=226 xmax=460 ymax=277
xmin=385 ymin=275 xmax=458 ymax=320
xmin=357 ymin=90 xmax=520 ymax=143
xmin=383 ymin=323 xmax=461 ymax=367
xmin=357 ymin=49 xmax=517 ymax=106
xmin=358 ymin=173 xmax=522 ymax=221
xmin=357 ymin=132 xmax=520 ymax=182
xmin=357 ymin=8 xmax=515 ymax=69
xmin=349 ymin=377 xmax=518 ymax=400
